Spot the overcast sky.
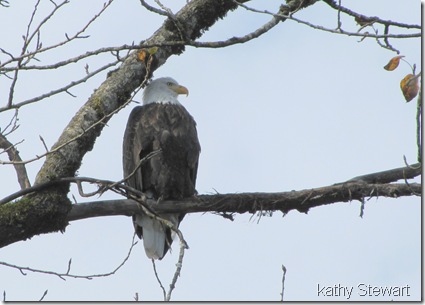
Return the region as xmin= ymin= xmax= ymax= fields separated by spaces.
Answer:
xmin=0 ymin=0 xmax=421 ymax=301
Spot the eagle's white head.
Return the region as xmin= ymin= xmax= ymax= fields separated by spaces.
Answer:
xmin=143 ymin=77 xmax=189 ymax=105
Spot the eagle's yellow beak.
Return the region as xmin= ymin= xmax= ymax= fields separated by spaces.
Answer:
xmin=175 ymin=85 xmax=189 ymax=96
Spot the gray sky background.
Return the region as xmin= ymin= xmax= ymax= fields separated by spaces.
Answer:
xmin=0 ymin=0 xmax=421 ymax=301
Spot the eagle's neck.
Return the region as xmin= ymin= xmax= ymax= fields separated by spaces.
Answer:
xmin=143 ymin=92 xmax=180 ymax=105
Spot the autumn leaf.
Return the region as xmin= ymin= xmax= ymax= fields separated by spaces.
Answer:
xmin=137 ymin=49 xmax=148 ymax=62
xmin=400 ymin=74 xmax=419 ymax=102
xmin=137 ymin=47 xmax=158 ymax=64
xmin=384 ymin=55 xmax=404 ymax=71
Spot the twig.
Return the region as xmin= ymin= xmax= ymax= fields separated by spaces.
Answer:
xmin=0 ymin=133 xmax=31 ymax=190
xmin=150 ymin=229 xmax=187 ymax=302
xmin=151 ymin=260 xmax=167 ymax=300
xmin=0 ymin=234 xmax=138 ymax=280
xmin=0 ymin=61 xmax=133 ymax=166
xmin=39 ymin=290 xmax=48 ymax=301
xmin=346 ymin=162 xmax=421 ymax=184
xmin=359 ymin=197 xmax=366 ymax=218
xmin=139 ymin=0 xmax=168 ymax=16
xmin=165 ymin=239 xmax=186 ymax=301
xmin=1 ymin=60 xmax=119 ymax=112
xmin=111 ymin=149 xmax=162 ymax=188
xmin=280 ymin=264 xmax=287 ymax=301
xmin=0 ymin=176 xmax=143 ymax=205
xmin=7 ymin=0 xmax=69 ymax=107
xmin=336 ymin=0 xmax=342 ymax=30
xmin=0 ymin=109 xmax=19 ymax=136
xmin=416 ymin=88 xmax=422 ymax=163
xmin=235 ymin=1 xmax=420 ymax=42
xmin=1 ymin=0 xmax=113 ymax=70
xmin=322 ymin=0 xmax=421 ymax=29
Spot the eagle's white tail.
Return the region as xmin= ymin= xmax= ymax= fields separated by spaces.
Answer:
xmin=134 ymin=214 xmax=179 ymax=260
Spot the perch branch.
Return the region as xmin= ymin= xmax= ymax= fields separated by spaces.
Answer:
xmin=66 ymin=181 xmax=421 ymax=221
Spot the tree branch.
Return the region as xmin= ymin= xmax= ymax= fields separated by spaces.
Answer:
xmin=65 ymin=164 xmax=422 ymax=222
xmin=0 ymin=233 xmax=138 ymax=280
xmin=347 ymin=162 xmax=421 ymax=183
xmin=67 ymin=181 xmax=421 ymax=222
xmin=0 ymin=133 xmax=31 ymax=190
xmin=322 ymin=0 xmax=421 ymax=29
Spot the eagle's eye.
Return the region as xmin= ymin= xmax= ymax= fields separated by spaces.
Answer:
xmin=166 ymin=82 xmax=173 ymax=86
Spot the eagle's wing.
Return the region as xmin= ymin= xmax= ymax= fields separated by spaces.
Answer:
xmin=123 ymin=106 xmax=144 ymax=192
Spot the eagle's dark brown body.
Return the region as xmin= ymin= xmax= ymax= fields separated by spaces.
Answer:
xmin=123 ymin=102 xmax=200 ymax=259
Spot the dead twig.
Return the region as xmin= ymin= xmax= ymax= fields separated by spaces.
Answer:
xmin=0 ymin=233 xmax=138 ymax=280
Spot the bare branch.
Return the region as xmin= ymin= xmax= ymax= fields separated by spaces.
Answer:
xmin=140 ymin=0 xmax=169 ymax=17
xmin=0 ymin=109 xmax=19 ymax=136
xmin=280 ymin=264 xmax=287 ymax=301
xmin=0 ymin=0 xmax=113 ymax=69
xmin=416 ymin=88 xmax=422 ymax=163
xmin=0 ymin=234 xmax=138 ymax=280
xmin=6 ymin=0 xmax=69 ymax=107
xmin=151 ymin=226 xmax=187 ymax=301
xmin=322 ymin=0 xmax=421 ymax=30
xmin=0 ymin=62 xmax=134 ymax=167
xmin=235 ymin=1 xmax=420 ymax=43
xmin=39 ymin=290 xmax=48 ymax=301
xmin=5 ymin=163 xmax=410 ymax=223
xmin=165 ymin=240 xmax=185 ymax=301
xmin=1 ymin=60 xmax=119 ymax=113
xmin=65 ymin=181 xmax=420 ymax=222
xmin=0 ymin=176 xmax=143 ymax=205
xmin=347 ymin=163 xmax=422 ymax=184
xmin=0 ymin=133 xmax=31 ymax=189
xmin=151 ymin=260 xmax=167 ymax=300
xmin=288 ymin=16 xmax=419 ymax=40
xmin=188 ymin=5 xmax=284 ymax=48
xmin=0 ymin=163 xmax=413 ymax=220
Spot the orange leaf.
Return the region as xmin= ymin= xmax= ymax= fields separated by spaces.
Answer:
xmin=137 ymin=49 xmax=148 ymax=62
xmin=400 ymin=74 xmax=419 ymax=102
xmin=384 ymin=55 xmax=404 ymax=71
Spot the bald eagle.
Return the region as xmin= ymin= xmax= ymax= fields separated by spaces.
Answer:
xmin=122 ymin=77 xmax=200 ymax=260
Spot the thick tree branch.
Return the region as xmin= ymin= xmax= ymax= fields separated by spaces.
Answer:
xmin=67 ymin=181 xmax=421 ymax=222
xmin=65 ymin=163 xmax=422 ymax=221
xmin=0 ymin=162 xmax=420 ymax=248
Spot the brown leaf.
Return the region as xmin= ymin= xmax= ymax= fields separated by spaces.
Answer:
xmin=384 ymin=55 xmax=404 ymax=71
xmin=137 ymin=49 xmax=148 ymax=63
xmin=400 ymin=74 xmax=419 ymax=102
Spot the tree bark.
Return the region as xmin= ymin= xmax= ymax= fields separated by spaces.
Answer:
xmin=67 ymin=182 xmax=421 ymax=222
